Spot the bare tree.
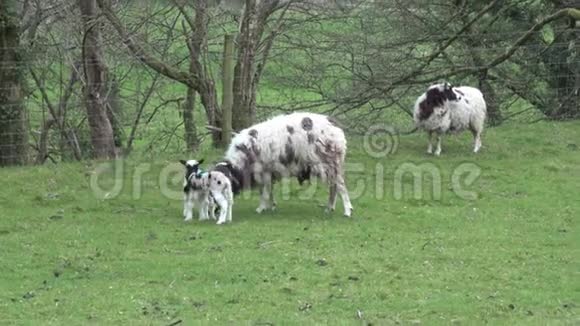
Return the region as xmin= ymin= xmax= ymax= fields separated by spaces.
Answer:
xmin=79 ymin=0 xmax=116 ymax=159
xmin=98 ymin=0 xmax=293 ymax=145
xmin=232 ymin=0 xmax=293 ymax=130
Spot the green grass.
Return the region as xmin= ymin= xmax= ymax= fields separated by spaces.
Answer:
xmin=1 ymin=121 xmax=579 ymax=325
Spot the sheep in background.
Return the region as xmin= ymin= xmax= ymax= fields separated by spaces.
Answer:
xmin=213 ymin=112 xmax=353 ymax=217
xmin=414 ymin=83 xmax=487 ymax=156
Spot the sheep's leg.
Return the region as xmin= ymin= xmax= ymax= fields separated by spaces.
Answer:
xmin=256 ymin=174 xmax=272 ymax=214
xmin=427 ymin=131 xmax=434 ymax=154
xmin=337 ymin=174 xmax=352 ymax=217
xmin=472 ymin=129 xmax=482 ymax=153
xmin=325 ymin=183 xmax=338 ymax=213
xmin=268 ymin=181 xmax=277 ymax=211
xmin=256 ymin=185 xmax=270 ymax=214
xmin=212 ymin=191 xmax=228 ymax=225
xmin=434 ymin=134 xmax=442 ymax=156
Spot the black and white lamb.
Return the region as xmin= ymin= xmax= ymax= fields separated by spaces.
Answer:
xmin=414 ymin=83 xmax=487 ymax=156
xmin=180 ymin=159 xmax=234 ymax=225
xmin=213 ymin=112 xmax=353 ymax=217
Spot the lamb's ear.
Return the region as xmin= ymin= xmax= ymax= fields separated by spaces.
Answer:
xmin=198 ymin=158 xmax=204 ymax=165
xmin=179 ymin=160 xmax=187 ymax=166
xmin=444 ymin=82 xmax=453 ymax=90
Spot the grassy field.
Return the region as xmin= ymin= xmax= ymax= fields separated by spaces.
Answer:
xmin=1 ymin=120 xmax=579 ymax=325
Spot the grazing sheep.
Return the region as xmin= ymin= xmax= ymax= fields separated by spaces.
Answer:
xmin=414 ymin=83 xmax=486 ymax=156
xmin=213 ymin=112 xmax=353 ymax=217
xmin=181 ymin=159 xmax=235 ymax=225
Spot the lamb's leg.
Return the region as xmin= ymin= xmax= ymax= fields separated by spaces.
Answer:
xmin=336 ymin=173 xmax=352 ymax=217
xmin=184 ymin=192 xmax=194 ymax=222
xmin=198 ymin=197 xmax=209 ymax=221
xmin=226 ymin=187 xmax=234 ymax=222
xmin=434 ymin=134 xmax=442 ymax=156
xmin=427 ymin=131 xmax=434 ymax=154
xmin=208 ymin=197 xmax=216 ymax=220
xmin=212 ymin=191 xmax=228 ymax=225
xmin=325 ymin=183 xmax=338 ymax=213
xmin=182 ymin=193 xmax=188 ymax=218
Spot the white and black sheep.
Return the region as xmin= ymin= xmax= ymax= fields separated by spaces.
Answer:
xmin=180 ymin=160 xmax=234 ymax=224
xmin=413 ymin=83 xmax=486 ymax=156
xmin=212 ymin=112 xmax=353 ymax=217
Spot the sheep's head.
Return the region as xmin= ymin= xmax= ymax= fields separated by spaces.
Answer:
xmin=213 ymin=160 xmax=245 ymax=195
xmin=180 ymin=159 xmax=204 ymax=182
xmin=418 ymin=83 xmax=458 ymax=120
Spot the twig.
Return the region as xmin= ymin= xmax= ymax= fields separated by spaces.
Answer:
xmin=205 ymin=125 xmax=238 ymax=136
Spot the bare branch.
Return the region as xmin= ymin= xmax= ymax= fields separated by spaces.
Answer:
xmin=96 ymin=0 xmax=195 ymax=87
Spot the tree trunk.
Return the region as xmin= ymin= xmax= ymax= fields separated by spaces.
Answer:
xmin=221 ymin=34 xmax=235 ymax=147
xmin=107 ymin=77 xmax=123 ymax=153
xmin=79 ymin=0 xmax=116 ymax=159
xmin=186 ymin=0 xmax=218 ymax=147
xmin=478 ymin=69 xmax=501 ymax=125
xmin=232 ymin=0 xmax=258 ymax=131
xmin=231 ymin=0 xmax=283 ymax=131
xmin=183 ymin=86 xmax=198 ymax=153
xmin=0 ymin=0 xmax=28 ymax=166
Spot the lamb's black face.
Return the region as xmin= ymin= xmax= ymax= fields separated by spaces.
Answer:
xmin=180 ymin=159 xmax=204 ymax=181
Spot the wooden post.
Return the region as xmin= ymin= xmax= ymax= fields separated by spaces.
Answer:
xmin=221 ymin=34 xmax=235 ymax=147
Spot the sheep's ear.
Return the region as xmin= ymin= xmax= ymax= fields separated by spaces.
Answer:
xmin=179 ymin=160 xmax=187 ymax=166
xmin=198 ymin=158 xmax=204 ymax=165
xmin=444 ymin=82 xmax=453 ymax=90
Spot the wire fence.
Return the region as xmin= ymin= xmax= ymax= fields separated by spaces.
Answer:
xmin=1 ymin=1 xmax=579 ymax=165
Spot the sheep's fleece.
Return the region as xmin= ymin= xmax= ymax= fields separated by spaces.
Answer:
xmin=219 ymin=112 xmax=353 ymax=217
xmin=413 ymin=83 xmax=486 ymax=155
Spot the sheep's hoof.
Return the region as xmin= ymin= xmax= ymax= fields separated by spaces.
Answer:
xmin=184 ymin=217 xmax=193 ymax=222
xmin=324 ymin=207 xmax=335 ymax=214
xmin=256 ymin=207 xmax=266 ymax=214
xmin=216 ymin=220 xmax=227 ymax=225
xmin=343 ymin=211 xmax=352 ymax=218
